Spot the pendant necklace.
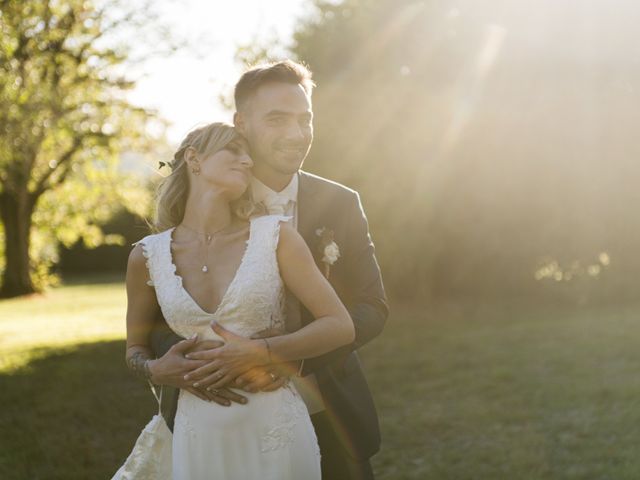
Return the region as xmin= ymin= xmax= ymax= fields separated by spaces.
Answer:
xmin=179 ymin=222 xmax=229 ymax=273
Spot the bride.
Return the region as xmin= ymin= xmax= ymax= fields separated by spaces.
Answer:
xmin=124 ymin=122 xmax=354 ymax=479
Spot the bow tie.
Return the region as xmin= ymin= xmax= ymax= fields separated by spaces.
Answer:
xmin=262 ymin=193 xmax=294 ymax=215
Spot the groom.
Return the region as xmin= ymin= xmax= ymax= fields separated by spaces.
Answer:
xmin=150 ymin=60 xmax=388 ymax=479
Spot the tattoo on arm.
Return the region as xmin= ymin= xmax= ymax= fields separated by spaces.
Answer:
xmin=126 ymin=349 xmax=153 ymax=381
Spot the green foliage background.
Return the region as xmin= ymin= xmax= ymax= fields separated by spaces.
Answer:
xmin=0 ymin=0 xmax=170 ymax=293
xmin=3 ymin=0 xmax=639 ymax=303
xmin=283 ymin=0 xmax=640 ymax=303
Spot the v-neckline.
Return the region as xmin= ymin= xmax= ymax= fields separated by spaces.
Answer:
xmin=166 ymin=223 xmax=251 ymax=317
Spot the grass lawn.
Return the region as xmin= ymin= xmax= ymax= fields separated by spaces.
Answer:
xmin=1 ymin=277 xmax=640 ymax=479
xmin=0 ymin=274 xmax=128 ymax=373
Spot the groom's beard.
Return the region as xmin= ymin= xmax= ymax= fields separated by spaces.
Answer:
xmin=274 ymin=142 xmax=311 ymax=172
xmin=258 ymin=159 xmax=302 ymax=177
xmin=251 ymin=148 xmax=309 ymax=176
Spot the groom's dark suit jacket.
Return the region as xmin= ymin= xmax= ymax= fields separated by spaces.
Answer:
xmin=150 ymin=170 xmax=388 ymax=461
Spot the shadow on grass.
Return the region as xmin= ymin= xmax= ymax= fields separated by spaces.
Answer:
xmin=0 ymin=340 xmax=157 ymax=480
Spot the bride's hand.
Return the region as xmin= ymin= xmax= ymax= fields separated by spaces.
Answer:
xmin=183 ymin=322 xmax=271 ymax=390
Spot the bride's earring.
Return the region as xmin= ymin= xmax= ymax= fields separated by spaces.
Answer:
xmin=186 ymin=148 xmax=200 ymax=175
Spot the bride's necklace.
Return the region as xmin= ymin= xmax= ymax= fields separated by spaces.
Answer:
xmin=178 ymin=222 xmax=229 ymax=273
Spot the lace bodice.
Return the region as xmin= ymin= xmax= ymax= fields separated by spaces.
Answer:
xmin=119 ymin=214 xmax=321 ymax=479
xmin=138 ymin=215 xmax=290 ymax=341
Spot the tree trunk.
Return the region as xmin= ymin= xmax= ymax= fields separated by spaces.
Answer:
xmin=0 ymin=191 xmax=36 ymax=298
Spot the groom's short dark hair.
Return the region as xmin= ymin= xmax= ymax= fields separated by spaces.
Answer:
xmin=234 ymin=60 xmax=315 ymax=111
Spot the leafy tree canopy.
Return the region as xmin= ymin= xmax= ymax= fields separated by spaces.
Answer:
xmin=0 ymin=0 xmax=172 ymax=296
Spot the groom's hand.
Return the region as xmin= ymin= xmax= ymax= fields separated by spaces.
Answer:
xmin=147 ymin=336 xmax=209 ymax=398
xmin=148 ymin=337 xmax=246 ymax=405
xmin=233 ymin=366 xmax=287 ymax=393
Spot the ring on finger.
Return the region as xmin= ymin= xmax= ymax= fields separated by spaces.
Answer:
xmin=269 ymin=372 xmax=278 ymax=381
xmin=207 ymin=387 xmax=220 ymax=394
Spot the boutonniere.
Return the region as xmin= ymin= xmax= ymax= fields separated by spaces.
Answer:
xmin=315 ymin=227 xmax=340 ymax=279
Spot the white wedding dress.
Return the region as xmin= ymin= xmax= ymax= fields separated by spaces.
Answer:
xmin=138 ymin=214 xmax=321 ymax=480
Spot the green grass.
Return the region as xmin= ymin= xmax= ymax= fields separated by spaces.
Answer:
xmin=0 ymin=274 xmax=127 ymax=372
xmin=1 ymin=278 xmax=640 ymax=479
xmin=364 ymin=301 xmax=640 ymax=479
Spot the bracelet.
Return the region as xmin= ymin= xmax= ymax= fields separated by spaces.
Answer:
xmin=262 ymin=338 xmax=272 ymax=363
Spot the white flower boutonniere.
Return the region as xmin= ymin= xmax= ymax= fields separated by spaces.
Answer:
xmin=316 ymin=227 xmax=340 ymax=279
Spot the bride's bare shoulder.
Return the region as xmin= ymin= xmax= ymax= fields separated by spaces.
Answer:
xmin=126 ymin=245 xmax=152 ymax=289
xmin=127 ymin=243 xmax=146 ymax=269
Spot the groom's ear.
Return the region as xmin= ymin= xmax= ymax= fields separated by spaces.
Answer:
xmin=234 ymin=111 xmax=246 ymax=135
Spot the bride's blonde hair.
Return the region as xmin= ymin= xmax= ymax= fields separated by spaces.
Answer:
xmin=154 ymin=122 xmax=261 ymax=232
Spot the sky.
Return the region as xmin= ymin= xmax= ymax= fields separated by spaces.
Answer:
xmin=126 ymin=0 xmax=311 ymax=145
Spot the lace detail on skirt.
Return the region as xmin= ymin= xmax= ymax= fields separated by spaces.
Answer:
xmin=260 ymin=384 xmax=309 ymax=453
xmin=173 ymin=404 xmax=197 ymax=441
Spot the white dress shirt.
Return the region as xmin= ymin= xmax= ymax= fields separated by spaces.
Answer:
xmin=250 ymin=174 xmax=298 ymax=224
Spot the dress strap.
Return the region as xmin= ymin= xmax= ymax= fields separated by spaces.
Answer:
xmin=134 ymin=229 xmax=174 ymax=288
xmin=248 ymin=214 xmax=292 ymax=255
xmin=148 ymin=381 xmax=163 ymax=415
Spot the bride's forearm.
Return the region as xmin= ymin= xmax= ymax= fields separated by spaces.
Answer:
xmin=274 ymin=224 xmax=355 ymax=363
xmin=264 ymin=315 xmax=355 ymax=362
xmin=126 ymin=345 xmax=154 ymax=381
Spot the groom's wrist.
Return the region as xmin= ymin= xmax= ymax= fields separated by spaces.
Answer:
xmin=146 ymin=358 xmax=160 ymax=384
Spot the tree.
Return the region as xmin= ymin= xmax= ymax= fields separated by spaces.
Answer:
xmin=288 ymin=0 xmax=481 ymax=298
xmin=283 ymin=0 xmax=640 ymax=302
xmin=0 ymin=0 xmax=167 ymax=297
